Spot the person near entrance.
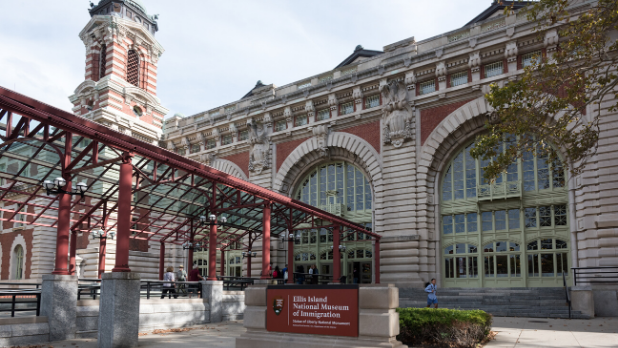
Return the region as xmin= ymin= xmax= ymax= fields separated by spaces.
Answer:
xmin=311 ymin=264 xmax=319 ymax=284
xmin=282 ymin=264 xmax=288 ymax=282
xmin=176 ymin=265 xmax=188 ymax=295
xmin=188 ymin=262 xmax=203 ymax=298
xmin=425 ymin=278 xmax=438 ymax=308
xmin=161 ymin=266 xmax=178 ymax=299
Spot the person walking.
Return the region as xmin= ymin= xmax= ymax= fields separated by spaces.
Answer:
xmin=187 ymin=262 xmax=204 ymax=298
xmin=312 ymin=264 xmax=319 ymax=284
xmin=272 ymin=266 xmax=280 ymax=279
xmin=296 ymin=265 xmax=305 ymax=284
xmin=176 ymin=265 xmax=188 ymax=295
xmin=282 ymin=264 xmax=288 ymax=282
xmin=161 ymin=266 xmax=178 ymax=299
xmin=425 ymin=278 xmax=438 ymax=308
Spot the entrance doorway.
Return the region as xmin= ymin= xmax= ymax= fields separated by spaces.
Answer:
xmin=346 ymin=261 xmax=372 ymax=284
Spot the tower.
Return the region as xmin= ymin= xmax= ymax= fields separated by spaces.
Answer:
xmin=69 ymin=0 xmax=168 ymax=144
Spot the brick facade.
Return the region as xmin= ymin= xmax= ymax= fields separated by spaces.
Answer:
xmin=420 ymin=99 xmax=473 ymax=145
xmin=340 ymin=121 xmax=381 ymax=153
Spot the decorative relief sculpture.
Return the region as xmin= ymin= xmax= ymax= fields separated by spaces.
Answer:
xmin=380 ymin=80 xmax=414 ymax=148
xmin=200 ymin=153 xmax=215 ymax=166
xmin=505 ymin=41 xmax=518 ymax=63
xmin=312 ymin=124 xmax=330 ymax=158
xmin=305 ymin=101 xmax=315 ymax=118
xmin=246 ymin=118 xmax=271 ymax=174
xmin=469 ymin=51 xmax=481 ymax=73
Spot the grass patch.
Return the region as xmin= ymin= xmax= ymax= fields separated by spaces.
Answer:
xmin=397 ymin=308 xmax=492 ymax=348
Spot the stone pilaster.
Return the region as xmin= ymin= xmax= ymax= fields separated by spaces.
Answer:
xmin=98 ymin=272 xmax=141 ymax=348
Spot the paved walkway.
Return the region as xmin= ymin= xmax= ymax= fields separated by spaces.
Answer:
xmin=487 ymin=317 xmax=618 ymax=348
xmin=48 ymin=321 xmax=245 ymax=348
xmin=41 ymin=317 xmax=618 ymax=348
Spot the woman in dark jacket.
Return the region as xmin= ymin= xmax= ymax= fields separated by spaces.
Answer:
xmin=296 ymin=265 xmax=305 ymax=284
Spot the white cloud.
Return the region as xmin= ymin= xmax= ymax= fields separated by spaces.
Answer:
xmin=0 ymin=0 xmax=491 ymax=117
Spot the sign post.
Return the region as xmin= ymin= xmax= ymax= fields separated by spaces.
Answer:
xmin=266 ymin=285 xmax=358 ymax=337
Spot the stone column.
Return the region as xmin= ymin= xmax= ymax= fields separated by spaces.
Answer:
xmin=202 ymin=280 xmax=223 ymax=323
xmin=97 ymin=272 xmax=141 ymax=348
xmin=41 ymin=275 xmax=78 ymax=341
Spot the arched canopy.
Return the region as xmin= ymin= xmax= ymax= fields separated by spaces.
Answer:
xmin=0 ymin=86 xmax=379 ymax=260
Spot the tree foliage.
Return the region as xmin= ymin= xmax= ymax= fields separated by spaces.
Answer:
xmin=471 ymin=0 xmax=618 ymax=182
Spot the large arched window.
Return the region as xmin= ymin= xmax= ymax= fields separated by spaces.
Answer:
xmin=294 ymin=162 xmax=372 ymax=218
xmin=127 ymin=49 xmax=140 ymax=87
xmin=13 ymin=245 xmax=23 ymax=280
xmin=440 ymin=136 xmax=569 ymax=288
xmin=99 ymin=44 xmax=107 ymax=80
xmin=292 ymin=161 xmax=374 ymax=284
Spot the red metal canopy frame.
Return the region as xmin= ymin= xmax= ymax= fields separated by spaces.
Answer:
xmin=0 ymin=86 xmax=381 ymax=283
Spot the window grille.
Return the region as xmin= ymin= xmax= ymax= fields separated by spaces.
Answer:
xmin=298 ymin=81 xmax=311 ymax=89
xmin=221 ymin=134 xmax=233 ymax=145
xmin=316 ymin=109 xmax=330 ymax=121
xmin=420 ymin=80 xmax=436 ymax=95
xmin=206 ymin=139 xmax=216 ymax=149
xmin=294 ymin=114 xmax=308 ymax=127
xmin=484 ymin=61 xmax=503 ymax=78
xmin=364 ymin=95 xmax=380 ymax=109
xmin=340 ymin=67 xmax=356 ymax=77
xmin=318 ymin=75 xmax=333 ymax=83
xmin=191 ymin=144 xmax=201 ymax=153
xmin=339 ymin=102 xmax=354 ymax=115
xmin=177 ymin=148 xmax=186 ymax=156
xmin=275 ymin=120 xmax=287 ymax=132
xmin=239 ymin=130 xmax=249 ymax=141
xmin=14 ymin=245 xmax=23 ymax=280
xmin=99 ymin=44 xmax=107 ymax=80
xmin=450 ymin=71 xmax=468 ymax=87
xmin=522 ymin=50 xmax=542 ymax=68
xmin=127 ymin=50 xmax=140 ymax=87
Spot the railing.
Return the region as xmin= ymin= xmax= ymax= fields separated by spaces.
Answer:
xmin=0 ymin=283 xmax=41 ymax=290
xmin=217 ymin=276 xmax=257 ymax=290
xmin=563 ymin=272 xmax=571 ymax=319
xmin=140 ymin=281 xmax=203 ymax=300
xmin=572 ymin=266 xmax=618 ymax=286
xmin=0 ymin=289 xmax=41 ymax=317
xmin=292 ymin=273 xmax=333 ymax=285
xmin=78 ymin=278 xmax=101 ymax=300
xmin=477 ymin=180 xmax=521 ymax=201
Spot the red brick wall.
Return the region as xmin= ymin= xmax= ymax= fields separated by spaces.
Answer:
xmin=420 ymin=99 xmax=473 ymax=145
xmin=220 ymin=151 xmax=250 ymax=178
xmin=276 ymin=137 xmax=309 ymax=172
xmin=340 ymin=121 xmax=381 ymax=154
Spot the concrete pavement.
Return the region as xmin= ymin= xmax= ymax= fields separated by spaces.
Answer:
xmin=25 ymin=317 xmax=618 ymax=348
xmin=486 ymin=317 xmax=618 ymax=348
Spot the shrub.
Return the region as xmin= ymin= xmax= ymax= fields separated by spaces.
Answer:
xmin=397 ymin=308 xmax=492 ymax=348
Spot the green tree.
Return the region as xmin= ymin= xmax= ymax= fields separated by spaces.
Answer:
xmin=471 ymin=0 xmax=618 ymax=181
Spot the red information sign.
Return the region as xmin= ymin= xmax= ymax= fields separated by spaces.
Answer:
xmin=266 ymin=285 xmax=359 ymax=337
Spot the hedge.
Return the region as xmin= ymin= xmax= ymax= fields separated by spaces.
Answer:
xmin=397 ymin=308 xmax=492 ymax=348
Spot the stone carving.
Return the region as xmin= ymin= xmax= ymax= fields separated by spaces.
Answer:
xmin=200 ymin=153 xmax=215 ymax=166
xmin=312 ymin=124 xmax=330 ymax=158
xmin=435 ymin=62 xmax=447 ymax=82
xmin=264 ymin=112 xmax=272 ymax=128
xmin=352 ymin=87 xmax=363 ymax=105
xmin=283 ymin=107 xmax=292 ymax=123
xmin=328 ymin=94 xmax=338 ymax=112
xmin=380 ymin=80 xmax=413 ymax=148
xmin=246 ymin=118 xmax=271 ymax=174
xmin=305 ymin=101 xmax=315 ymax=118
xmin=469 ymin=51 xmax=481 ymax=73
xmin=405 ymin=72 xmax=416 ymax=91
xmin=544 ymin=29 xmax=559 ymax=53
xmin=505 ymin=41 xmax=518 ymax=63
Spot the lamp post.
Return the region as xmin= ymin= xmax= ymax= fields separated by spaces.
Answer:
xmin=242 ymin=250 xmax=257 ymax=278
xmin=43 ymin=178 xmax=88 ymax=198
xmin=198 ymin=214 xmax=228 ymax=280
xmin=90 ymin=229 xmax=115 ymax=279
xmin=281 ymin=230 xmax=298 ymax=283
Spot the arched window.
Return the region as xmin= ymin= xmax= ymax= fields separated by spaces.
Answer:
xmin=294 ymin=162 xmax=372 ymax=216
xmin=127 ymin=49 xmax=140 ymax=87
xmin=13 ymin=245 xmax=23 ymax=280
xmin=99 ymin=44 xmax=107 ymax=80
xmin=440 ymin=136 xmax=569 ymax=288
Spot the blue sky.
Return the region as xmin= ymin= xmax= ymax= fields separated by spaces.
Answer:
xmin=0 ymin=0 xmax=492 ymax=118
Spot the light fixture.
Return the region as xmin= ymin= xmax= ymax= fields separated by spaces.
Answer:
xmin=330 ymin=245 xmax=347 ymax=251
xmin=91 ymin=229 xmax=114 ymax=240
xmin=242 ymin=251 xmax=257 ymax=258
xmin=199 ymin=214 xmax=229 ymax=227
xmin=280 ymin=229 xmax=297 ymax=243
xmin=43 ymin=178 xmax=88 ymax=198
